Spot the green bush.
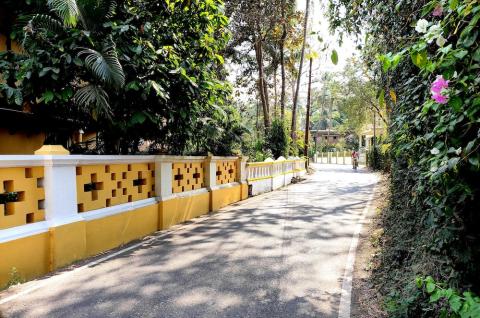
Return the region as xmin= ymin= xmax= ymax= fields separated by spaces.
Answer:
xmin=367 ymin=144 xmax=390 ymax=172
xmin=266 ymin=119 xmax=289 ymax=159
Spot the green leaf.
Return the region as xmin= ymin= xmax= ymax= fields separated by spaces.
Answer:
xmin=148 ymin=80 xmax=167 ymax=100
xmin=430 ymin=290 xmax=442 ymax=303
xmin=415 ymin=277 xmax=423 ymax=288
xmin=449 ymin=0 xmax=458 ymax=10
xmin=459 ymin=29 xmax=478 ymax=48
xmin=14 ymin=90 xmax=23 ymax=106
xmin=450 ymin=295 xmax=463 ymax=313
xmin=466 ymin=141 xmax=475 ymax=153
xmin=47 ymin=0 xmax=79 ymax=27
xmin=215 ymin=54 xmax=224 ymax=64
xmin=43 ymin=90 xmax=55 ymax=103
xmin=378 ymin=89 xmax=385 ymax=107
xmin=74 ymin=84 xmax=111 ymax=118
xmin=473 ymin=48 xmax=480 ymax=62
xmin=79 ymin=44 xmax=125 ymax=89
xmin=449 ymin=96 xmax=463 ymax=112
xmin=130 ymin=112 xmax=147 ymax=125
xmin=391 ymin=53 xmax=402 ymax=69
xmin=331 ymin=50 xmax=338 ymax=65
xmin=469 ymin=156 xmax=480 ymax=167
xmin=453 ymin=50 xmax=469 ymax=59
xmin=411 ymin=50 xmax=428 ymax=68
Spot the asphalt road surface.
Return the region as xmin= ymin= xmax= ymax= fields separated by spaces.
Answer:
xmin=0 ymin=164 xmax=378 ymax=318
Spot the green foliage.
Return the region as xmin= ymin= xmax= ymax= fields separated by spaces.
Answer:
xmin=328 ymin=0 xmax=480 ymax=317
xmin=0 ymin=0 xmax=240 ymax=155
xmin=242 ymin=137 xmax=273 ymax=162
xmin=6 ymin=267 xmax=25 ymax=288
xmin=331 ymin=49 xmax=339 ymax=65
xmin=367 ymin=144 xmax=390 ymax=172
xmin=0 ymin=192 xmax=19 ymax=204
xmin=417 ymin=276 xmax=480 ymax=318
xmin=265 ymin=119 xmax=289 ymax=158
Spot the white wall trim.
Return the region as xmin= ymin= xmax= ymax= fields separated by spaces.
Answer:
xmin=209 ymin=182 xmax=240 ymax=192
xmin=0 ymin=221 xmax=50 ymax=244
xmin=80 ymin=198 xmax=157 ymax=221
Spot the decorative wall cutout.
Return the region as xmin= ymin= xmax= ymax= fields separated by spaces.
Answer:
xmin=172 ymin=162 xmax=205 ymax=193
xmin=216 ymin=161 xmax=237 ymax=185
xmin=76 ymin=163 xmax=155 ymax=212
xmin=0 ymin=167 xmax=45 ymax=230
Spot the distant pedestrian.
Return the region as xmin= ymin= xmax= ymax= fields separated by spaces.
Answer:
xmin=351 ymin=150 xmax=359 ymax=170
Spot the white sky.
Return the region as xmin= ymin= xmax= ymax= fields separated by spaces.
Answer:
xmin=297 ymin=0 xmax=358 ymax=90
xmin=227 ymin=0 xmax=359 ymax=106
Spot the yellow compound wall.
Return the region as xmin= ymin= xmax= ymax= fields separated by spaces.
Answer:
xmin=172 ymin=162 xmax=205 ymax=193
xmin=76 ymin=163 xmax=155 ymax=212
xmin=0 ymin=156 xmax=292 ymax=289
xmin=159 ymin=192 xmax=210 ymax=230
xmin=0 ymin=167 xmax=45 ymax=230
xmin=0 ymin=231 xmax=49 ymax=287
xmin=216 ymin=161 xmax=237 ymax=185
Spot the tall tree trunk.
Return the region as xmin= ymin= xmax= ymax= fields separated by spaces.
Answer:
xmin=304 ymin=57 xmax=313 ymax=158
xmin=263 ymin=71 xmax=270 ymax=117
xmin=274 ymin=65 xmax=278 ymax=118
xmin=291 ymin=0 xmax=310 ymax=142
xmin=254 ymin=35 xmax=270 ymax=130
xmin=280 ymin=0 xmax=287 ymax=120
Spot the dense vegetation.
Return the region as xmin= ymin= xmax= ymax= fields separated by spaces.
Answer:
xmin=328 ymin=0 xmax=480 ymax=316
xmin=0 ymin=0 xmax=244 ymax=155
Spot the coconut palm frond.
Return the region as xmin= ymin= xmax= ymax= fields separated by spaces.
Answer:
xmin=102 ymin=0 xmax=117 ymax=19
xmin=78 ymin=45 xmax=125 ymax=89
xmin=28 ymin=14 xmax=65 ymax=34
xmin=76 ymin=0 xmax=116 ymax=31
xmin=47 ymin=0 xmax=80 ymax=27
xmin=74 ymin=84 xmax=112 ymax=118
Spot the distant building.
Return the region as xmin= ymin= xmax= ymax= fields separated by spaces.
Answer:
xmin=360 ymin=122 xmax=386 ymax=150
xmin=311 ymin=130 xmax=343 ymax=145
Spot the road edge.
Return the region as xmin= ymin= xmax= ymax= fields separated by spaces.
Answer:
xmin=337 ymin=180 xmax=378 ymax=318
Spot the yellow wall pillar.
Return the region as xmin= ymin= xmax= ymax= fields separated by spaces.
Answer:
xmin=49 ymin=221 xmax=87 ymax=270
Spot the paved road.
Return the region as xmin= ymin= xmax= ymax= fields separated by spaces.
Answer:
xmin=0 ymin=164 xmax=378 ymax=318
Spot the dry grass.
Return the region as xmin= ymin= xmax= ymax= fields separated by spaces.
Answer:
xmin=351 ymin=174 xmax=390 ymax=318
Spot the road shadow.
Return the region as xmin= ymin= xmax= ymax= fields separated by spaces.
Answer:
xmin=1 ymin=168 xmax=377 ymax=318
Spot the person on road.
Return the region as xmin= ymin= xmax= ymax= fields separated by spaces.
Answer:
xmin=351 ymin=150 xmax=359 ymax=170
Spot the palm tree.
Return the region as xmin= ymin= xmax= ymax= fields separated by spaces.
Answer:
xmin=24 ymin=0 xmax=124 ymax=117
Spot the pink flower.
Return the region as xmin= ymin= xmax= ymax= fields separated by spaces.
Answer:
xmin=431 ymin=75 xmax=449 ymax=104
xmin=433 ymin=5 xmax=443 ymax=17
xmin=432 ymin=93 xmax=448 ymax=104
xmin=431 ymin=75 xmax=449 ymax=93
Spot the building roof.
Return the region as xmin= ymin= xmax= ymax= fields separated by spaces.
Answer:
xmin=311 ymin=129 xmax=343 ymax=136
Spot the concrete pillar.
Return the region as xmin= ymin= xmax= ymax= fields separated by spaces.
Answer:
xmin=205 ymin=156 xmax=218 ymax=190
xmin=36 ymin=145 xmax=86 ymax=270
xmin=155 ymin=157 xmax=173 ymax=201
xmin=236 ymin=156 xmax=249 ymax=200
